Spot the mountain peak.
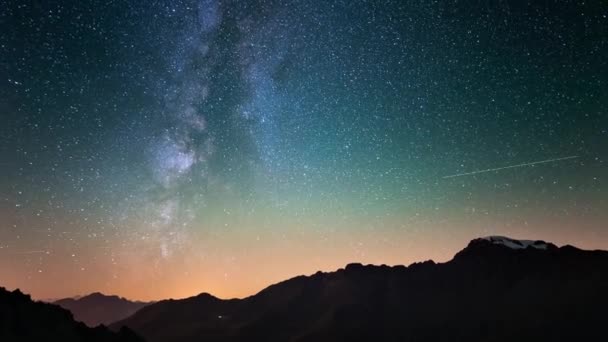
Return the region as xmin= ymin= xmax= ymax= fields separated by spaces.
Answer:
xmin=479 ymin=236 xmax=557 ymax=250
xmin=0 ymin=287 xmax=143 ymax=341
xmin=54 ymin=292 xmax=151 ymax=327
xmin=194 ymin=292 xmax=218 ymax=301
xmin=452 ymin=236 xmax=560 ymax=261
xmin=85 ymin=292 xmax=113 ymax=299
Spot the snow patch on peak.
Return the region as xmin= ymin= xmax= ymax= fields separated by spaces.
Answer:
xmin=481 ymin=236 xmax=550 ymax=250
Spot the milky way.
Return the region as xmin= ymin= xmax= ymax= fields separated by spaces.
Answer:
xmin=1 ymin=0 xmax=607 ymax=300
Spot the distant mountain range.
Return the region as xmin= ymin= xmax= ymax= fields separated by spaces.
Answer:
xmin=110 ymin=236 xmax=608 ymax=342
xmin=54 ymin=293 xmax=151 ymax=327
xmin=4 ymin=236 xmax=608 ymax=341
xmin=0 ymin=287 xmax=143 ymax=342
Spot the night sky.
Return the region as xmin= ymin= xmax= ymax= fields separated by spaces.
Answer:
xmin=1 ymin=0 xmax=607 ymax=301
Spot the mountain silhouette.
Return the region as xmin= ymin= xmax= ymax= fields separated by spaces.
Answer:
xmin=0 ymin=287 xmax=143 ymax=342
xmin=110 ymin=236 xmax=608 ymax=342
xmin=54 ymin=293 xmax=151 ymax=327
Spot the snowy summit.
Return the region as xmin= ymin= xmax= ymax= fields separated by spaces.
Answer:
xmin=481 ymin=236 xmax=551 ymax=250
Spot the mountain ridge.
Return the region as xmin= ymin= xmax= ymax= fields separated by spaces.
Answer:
xmin=110 ymin=236 xmax=608 ymax=342
xmin=0 ymin=287 xmax=143 ymax=342
xmin=54 ymin=292 xmax=151 ymax=327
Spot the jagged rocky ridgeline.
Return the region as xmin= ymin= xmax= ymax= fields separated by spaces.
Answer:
xmin=0 ymin=287 xmax=143 ymax=342
xmin=109 ymin=237 xmax=608 ymax=342
xmin=480 ymin=235 xmax=555 ymax=250
xmin=5 ymin=237 xmax=607 ymax=342
xmin=54 ymin=292 xmax=151 ymax=327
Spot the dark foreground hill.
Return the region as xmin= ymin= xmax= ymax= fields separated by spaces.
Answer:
xmin=54 ymin=293 xmax=151 ymax=327
xmin=111 ymin=236 xmax=608 ymax=342
xmin=0 ymin=287 xmax=143 ymax=342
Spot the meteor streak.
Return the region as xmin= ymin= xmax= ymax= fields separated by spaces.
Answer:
xmin=443 ymin=155 xmax=579 ymax=179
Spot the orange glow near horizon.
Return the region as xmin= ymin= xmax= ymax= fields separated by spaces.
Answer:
xmin=2 ymin=214 xmax=607 ymax=302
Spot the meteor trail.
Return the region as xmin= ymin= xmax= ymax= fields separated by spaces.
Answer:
xmin=443 ymin=155 xmax=579 ymax=179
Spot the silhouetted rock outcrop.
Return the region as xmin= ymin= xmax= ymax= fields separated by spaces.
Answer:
xmin=54 ymin=292 xmax=150 ymax=327
xmin=0 ymin=287 xmax=144 ymax=342
xmin=111 ymin=236 xmax=608 ymax=342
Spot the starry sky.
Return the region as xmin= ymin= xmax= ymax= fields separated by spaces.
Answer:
xmin=1 ymin=0 xmax=607 ymax=301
